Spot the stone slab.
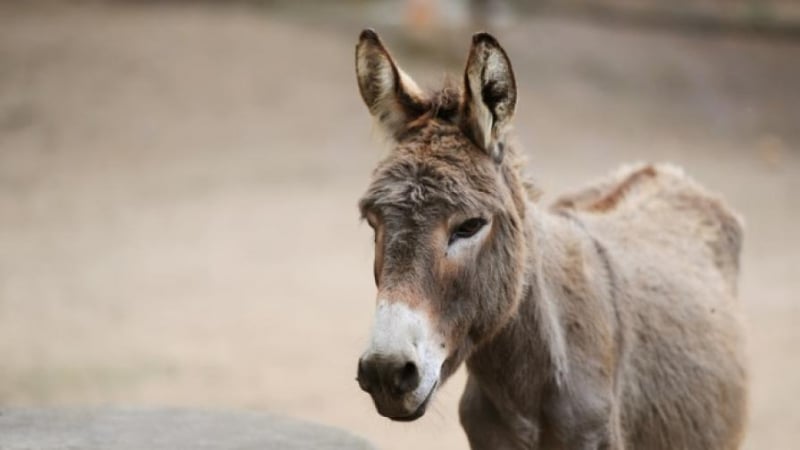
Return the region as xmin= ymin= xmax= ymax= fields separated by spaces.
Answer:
xmin=0 ymin=408 xmax=375 ymax=450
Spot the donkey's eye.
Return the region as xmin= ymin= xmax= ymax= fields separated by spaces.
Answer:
xmin=449 ymin=218 xmax=487 ymax=244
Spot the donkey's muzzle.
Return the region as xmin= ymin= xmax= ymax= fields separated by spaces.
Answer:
xmin=358 ymin=300 xmax=445 ymax=420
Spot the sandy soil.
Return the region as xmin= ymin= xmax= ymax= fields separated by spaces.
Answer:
xmin=0 ymin=2 xmax=798 ymax=449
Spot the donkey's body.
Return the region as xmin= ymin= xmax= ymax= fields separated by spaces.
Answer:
xmin=353 ymin=30 xmax=747 ymax=449
xmin=461 ymin=164 xmax=747 ymax=449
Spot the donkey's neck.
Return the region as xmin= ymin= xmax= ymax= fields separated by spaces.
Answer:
xmin=466 ymin=203 xmax=577 ymax=415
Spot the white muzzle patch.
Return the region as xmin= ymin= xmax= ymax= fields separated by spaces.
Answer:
xmin=363 ymin=300 xmax=446 ymax=410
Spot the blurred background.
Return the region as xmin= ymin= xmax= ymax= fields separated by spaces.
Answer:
xmin=0 ymin=0 xmax=798 ymax=449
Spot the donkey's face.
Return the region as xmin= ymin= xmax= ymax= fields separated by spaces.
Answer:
xmin=354 ymin=30 xmax=527 ymax=421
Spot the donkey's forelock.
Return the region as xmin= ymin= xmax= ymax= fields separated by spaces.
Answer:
xmin=359 ymin=126 xmax=505 ymax=219
xmin=398 ymin=82 xmax=463 ymax=134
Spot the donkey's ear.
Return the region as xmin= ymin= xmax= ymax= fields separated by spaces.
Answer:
xmin=461 ymin=32 xmax=517 ymax=162
xmin=356 ymin=29 xmax=428 ymax=138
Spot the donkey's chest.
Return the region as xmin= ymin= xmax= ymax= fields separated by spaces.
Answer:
xmin=461 ymin=373 xmax=611 ymax=450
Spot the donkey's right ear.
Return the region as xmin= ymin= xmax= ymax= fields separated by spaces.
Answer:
xmin=356 ymin=29 xmax=428 ymax=138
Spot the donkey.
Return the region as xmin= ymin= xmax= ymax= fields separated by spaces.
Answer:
xmin=353 ymin=29 xmax=747 ymax=450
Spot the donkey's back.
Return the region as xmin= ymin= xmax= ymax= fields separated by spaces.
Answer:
xmin=554 ymin=163 xmax=747 ymax=449
xmin=554 ymin=163 xmax=743 ymax=293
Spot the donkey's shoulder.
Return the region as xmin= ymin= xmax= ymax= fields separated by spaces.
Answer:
xmin=552 ymin=163 xmax=744 ymax=290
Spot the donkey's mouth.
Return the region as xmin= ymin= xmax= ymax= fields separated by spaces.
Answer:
xmin=387 ymin=381 xmax=438 ymax=422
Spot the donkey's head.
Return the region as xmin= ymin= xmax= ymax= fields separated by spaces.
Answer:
xmin=355 ymin=30 xmax=529 ymax=421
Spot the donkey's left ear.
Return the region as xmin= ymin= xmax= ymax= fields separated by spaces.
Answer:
xmin=461 ymin=33 xmax=517 ymax=162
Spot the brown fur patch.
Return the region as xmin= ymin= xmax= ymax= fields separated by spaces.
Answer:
xmin=586 ymin=165 xmax=656 ymax=212
xmin=554 ymin=165 xmax=657 ymax=213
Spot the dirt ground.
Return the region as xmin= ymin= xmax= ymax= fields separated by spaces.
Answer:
xmin=0 ymin=2 xmax=798 ymax=449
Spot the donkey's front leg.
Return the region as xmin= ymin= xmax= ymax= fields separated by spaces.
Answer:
xmin=564 ymin=422 xmax=624 ymax=450
xmin=459 ymin=376 xmax=540 ymax=450
xmin=551 ymin=393 xmax=625 ymax=450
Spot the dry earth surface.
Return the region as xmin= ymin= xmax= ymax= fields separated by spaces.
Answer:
xmin=0 ymin=2 xmax=798 ymax=449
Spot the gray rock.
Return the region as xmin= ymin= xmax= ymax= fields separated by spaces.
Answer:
xmin=0 ymin=408 xmax=375 ymax=450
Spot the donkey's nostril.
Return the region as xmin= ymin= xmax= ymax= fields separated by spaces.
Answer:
xmin=392 ymin=361 xmax=420 ymax=395
xmin=357 ymin=358 xmax=374 ymax=393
